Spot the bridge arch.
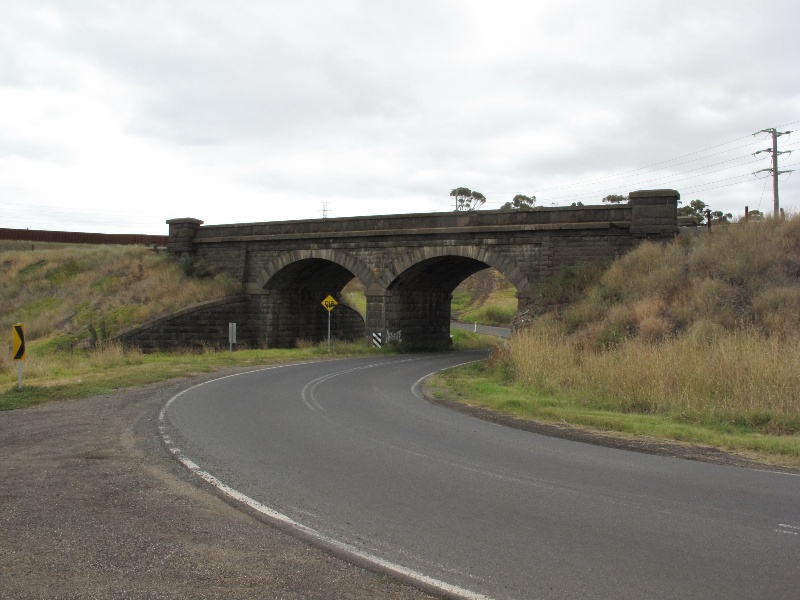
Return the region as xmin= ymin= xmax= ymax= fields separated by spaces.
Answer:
xmin=384 ymin=245 xmax=530 ymax=296
xmin=251 ymin=248 xmax=374 ymax=291
xmin=252 ymin=250 xmax=371 ymax=348
xmin=378 ymin=246 xmax=529 ymax=350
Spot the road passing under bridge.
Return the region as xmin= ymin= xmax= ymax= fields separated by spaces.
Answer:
xmin=161 ymin=352 xmax=799 ymax=599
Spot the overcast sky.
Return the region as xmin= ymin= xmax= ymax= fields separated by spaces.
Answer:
xmin=2 ymin=1 xmax=798 ymax=234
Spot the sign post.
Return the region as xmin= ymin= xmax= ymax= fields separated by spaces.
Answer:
xmin=12 ymin=323 xmax=25 ymax=389
xmin=321 ymin=295 xmax=338 ymax=351
xmin=228 ymin=322 xmax=237 ymax=352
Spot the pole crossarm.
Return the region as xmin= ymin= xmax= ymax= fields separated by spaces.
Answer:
xmin=752 ymin=127 xmax=793 ymax=216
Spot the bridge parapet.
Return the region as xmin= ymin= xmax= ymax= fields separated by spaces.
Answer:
xmin=184 ymin=205 xmax=636 ymax=244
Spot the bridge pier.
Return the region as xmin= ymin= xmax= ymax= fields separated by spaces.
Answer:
xmin=386 ymin=290 xmax=453 ymax=350
xmin=365 ymin=285 xmax=389 ymax=348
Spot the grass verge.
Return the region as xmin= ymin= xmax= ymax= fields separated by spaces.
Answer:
xmin=1 ymin=331 xmax=497 ymax=412
xmin=427 ymin=361 xmax=800 ymax=468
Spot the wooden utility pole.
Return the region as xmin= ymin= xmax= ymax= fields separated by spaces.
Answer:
xmin=754 ymin=128 xmax=793 ymax=217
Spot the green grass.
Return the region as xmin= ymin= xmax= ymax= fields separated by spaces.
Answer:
xmin=449 ymin=327 xmax=503 ymax=350
xmin=450 ymin=290 xmax=473 ymax=314
xmin=459 ymin=302 xmax=516 ymax=326
xmin=1 ymin=330 xmax=498 ymax=412
xmin=428 ymin=361 xmax=800 ymax=467
xmin=341 ymin=290 xmax=367 ymax=317
xmin=0 ymin=341 xmax=383 ymax=411
xmin=1 ymin=244 xmax=237 ymax=345
xmin=456 ymin=286 xmax=517 ymax=326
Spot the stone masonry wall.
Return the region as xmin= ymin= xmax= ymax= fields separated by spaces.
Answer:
xmin=118 ymin=296 xmax=258 ymax=351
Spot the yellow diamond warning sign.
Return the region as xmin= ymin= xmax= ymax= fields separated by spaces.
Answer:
xmin=13 ymin=323 xmax=25 ymax=361
xmin=321 ymin=295 xmax=338 ymax=312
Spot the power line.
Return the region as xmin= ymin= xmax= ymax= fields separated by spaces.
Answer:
xmin=520 ymin=135 xmax=761 ymax=195
xmin=482 ymin=126 xmax=799 ymax=207
xmin=484 ymin=135 xmax=771 ymax=201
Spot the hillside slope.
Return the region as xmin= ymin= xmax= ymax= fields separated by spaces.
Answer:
xmin=504 ymin=216 xmax=800 ymax=439
xmin=534 ymin=216 xmax=800 ymax=344
xmin=0 ymin=242 xmax=237 ymax=357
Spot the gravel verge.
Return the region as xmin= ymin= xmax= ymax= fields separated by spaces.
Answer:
xmin=0 ymin=372 xmax=435 ymax=600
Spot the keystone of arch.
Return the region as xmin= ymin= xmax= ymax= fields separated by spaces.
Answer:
xmin=386 ymin=246 xmax=531 ymax=296
xmin=250 ymin=249 xmax=374 ymax=291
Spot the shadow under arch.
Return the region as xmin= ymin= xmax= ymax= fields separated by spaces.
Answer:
xmin=252 ymin=248 xmax=374 ymax=292
xmin=254 ymin=251 xmax=370 ymax=348
xmin=384 ymin=245 xmax=530 ymax=297
xmin=381 ymin=247 xmax=528 ymax=350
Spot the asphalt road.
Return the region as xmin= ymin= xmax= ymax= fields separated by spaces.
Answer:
xmin=163 ymin=352 xmax=800 ymax=600
xmin=451 ymin=322 xmax=511 ymax=338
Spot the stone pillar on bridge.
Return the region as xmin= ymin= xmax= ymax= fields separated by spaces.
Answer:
xmin=629 ymin=189 xmax=679 ymax=237
xmin=166 ymin=218 xmax=203 ymax=256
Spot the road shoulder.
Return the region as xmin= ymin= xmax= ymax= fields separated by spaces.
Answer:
xmin=423 ymin=385 xmax=800 ymax=475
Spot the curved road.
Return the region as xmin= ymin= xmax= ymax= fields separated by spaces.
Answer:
xmin=162 ymin=352 xmax=799 ymax=600
xmin=451 ymin=321 xmax=511 ymax=338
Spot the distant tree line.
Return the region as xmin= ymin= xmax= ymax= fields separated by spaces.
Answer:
xmin=449 ymin=189 xmax=732 ymax=223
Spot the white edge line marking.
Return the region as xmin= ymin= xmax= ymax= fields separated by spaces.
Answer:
xmin=411 ymin=357 xmax=484 ymax=398
xmin=159 ymin=358 xmax=495 ymax=600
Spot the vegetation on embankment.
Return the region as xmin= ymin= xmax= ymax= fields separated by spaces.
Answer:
xmin=0 ymin=241 xmax=239 ymax=353
xmin=451 ymin=268 xmax=517 ymax=326
xmin=431 ymin=216 xmax=800 ymax=467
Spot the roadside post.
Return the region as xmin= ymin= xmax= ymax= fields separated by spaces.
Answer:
xmin=321 ymin=295 xmax=338 ymax=352
xmin=12 ymin=323 xmax=25 ymax=389
xmin=228 ymin=322 xmax=236 ymax=352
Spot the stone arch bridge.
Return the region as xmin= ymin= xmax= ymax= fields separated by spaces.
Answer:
xmin=124 ymin=189 xmax=678 ymax=351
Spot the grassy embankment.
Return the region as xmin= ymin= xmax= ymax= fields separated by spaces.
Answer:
xmin=451 ymin=268 xmax=517 ymax=326
xmin=431 ymin=216 xmax=800 ymax=466
xmin=0 ymin=241 xmax=492 ymax=410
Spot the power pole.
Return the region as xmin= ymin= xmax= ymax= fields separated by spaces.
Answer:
xmin=321 ymin=202 xmax=329 ymax=219
xmin=753 ymin=128 xmax=793 ymax=217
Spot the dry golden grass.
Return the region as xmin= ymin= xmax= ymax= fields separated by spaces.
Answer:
xmin=506 ymin=215 xmax=800 ymax=434
xmin=551 ymin=215 xmax=800 ymax=345
xmin=508 ymin=324 xmax=800 ymax=432
xmin=1 ymin=244 xmax=238 ymax=352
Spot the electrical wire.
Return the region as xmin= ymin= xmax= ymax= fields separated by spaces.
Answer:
xmin=518 ymin=136 xmax=763 ymax=195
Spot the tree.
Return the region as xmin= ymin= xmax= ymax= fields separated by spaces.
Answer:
xmin=450 ymin=187 xmax=486 ymax=211
xmin=677 ymin=199 xmax=708 ymax=223
xmin=602 ymin=194 xmax=628 ymax=204
xmin=710 ymin=210 xmax=733 ymax=224
xmin=500 ymin=194 xmax=536 ymax=211
xmin=500 ymin=194 xmax=536 ymax=210
xmin=677 ymin=199 xmax=732 ymax=225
